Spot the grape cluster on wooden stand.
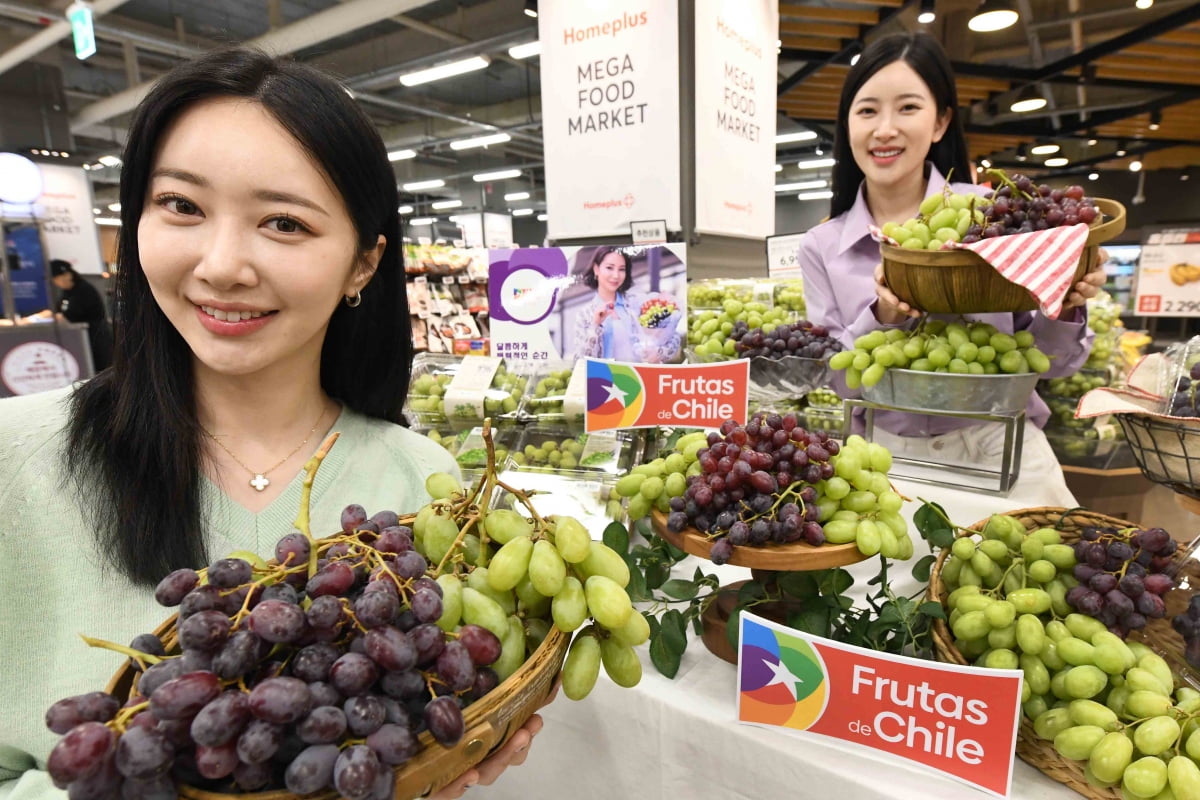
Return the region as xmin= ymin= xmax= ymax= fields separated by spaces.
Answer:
xmin=42 ymin=424 xmax=646 ymax=800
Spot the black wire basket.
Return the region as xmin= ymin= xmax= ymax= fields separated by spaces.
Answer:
xmin=1115 ymin=413 xmax=1200 ymax=499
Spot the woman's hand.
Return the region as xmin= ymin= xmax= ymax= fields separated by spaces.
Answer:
xmin=593 ymin=302 xmax=615 ymax=327
xmin=427 ymin=714 xmax=545 ymax=799
xmin=873 ymin=263 xmax=921 ymax=324
xmin=1061 ymin=247 xmax=1108 ymax=311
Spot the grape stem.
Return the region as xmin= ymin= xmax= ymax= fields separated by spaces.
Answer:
xmin=108 ymin=700 xmax=149 ymax=733
xmin=294 ymin=432 xmax=341 ymax=581
xmin=78 ymin=634 xmax=164 ymax=665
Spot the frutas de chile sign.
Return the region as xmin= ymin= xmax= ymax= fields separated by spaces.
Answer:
xmin=584 ymin=358 xmax=749 ymax=432
xmin=738 ymin=612 xmax=1023 ymax=797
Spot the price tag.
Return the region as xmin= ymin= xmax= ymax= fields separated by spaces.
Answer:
xmin=766 ymin=232 xmax=805 ymax=278
xmin=630 ymin=219 xmax=668 ymax=245
xmin=441 ymin=276 xmax=455 ymax=285
xmin=1134 ymin=225 xmax=1200 ymax=316
xmin=413 ymin=275 xmax=428 ymax=284
xmin=457 ymin=275 xmax=471 ymax=284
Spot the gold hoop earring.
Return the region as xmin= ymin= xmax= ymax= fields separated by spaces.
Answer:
xmin=344 ymin=290 xmax=363 ymax=308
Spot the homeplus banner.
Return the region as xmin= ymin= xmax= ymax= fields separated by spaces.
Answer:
xmin=694 ymin=0 xmax=777 ymax=238
xmin=539 ymin=0 xmax=681 ymax=239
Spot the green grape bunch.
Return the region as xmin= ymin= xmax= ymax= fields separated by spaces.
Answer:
xmin=829 ymin=319 xmax=1052 ymax=389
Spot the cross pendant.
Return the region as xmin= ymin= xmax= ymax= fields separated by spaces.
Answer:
xmin=250 ymin=474 xmax=270 ymax=492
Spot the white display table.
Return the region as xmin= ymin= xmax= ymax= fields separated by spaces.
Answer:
xmin=487 ymin=475 xmax=1082 ymax=800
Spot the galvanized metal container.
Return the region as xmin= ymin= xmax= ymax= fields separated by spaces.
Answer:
xmin=861 ymin=369 xmax=1039 ymax=414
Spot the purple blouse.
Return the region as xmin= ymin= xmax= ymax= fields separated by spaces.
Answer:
xmin=798 ymin=164 xmax=1093 ymax=435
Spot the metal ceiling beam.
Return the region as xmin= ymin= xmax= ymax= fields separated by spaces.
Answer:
xmin=0 ymin=0 xmax=133 ymax=79
xmin=0 ymin=1 xmax=205 ymax=59
xmin=357 ymin=91 xmax=542 ymax=146
xmin=70 ymin=0 xmax=431 ymax=134
xmin=348 ymin=26 xmax=537 ymax=92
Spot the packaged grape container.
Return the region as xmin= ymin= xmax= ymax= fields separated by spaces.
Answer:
xmin=687 ymin=278 xmax=757 ymax=310
xmin=1038 ymin=368 xmax=1112 ymax=400
xmin=421 ymin=424 xmax=522 ymax=480
xmin=405 ymin=354 xmax=529 ymax=427
xmin=506 ymin=425 xmax=637 ymax=483
xmin=1043 ymin=426 xmax=1125 ymax=467
xmin=518 ymin=361 xmax=586 ymax=426
xmin=1154 ymin=335 xmax=1200 ymax=417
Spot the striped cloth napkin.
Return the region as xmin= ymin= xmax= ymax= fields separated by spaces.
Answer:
xmin=954 ymin=223 xmax=1090 ymax=319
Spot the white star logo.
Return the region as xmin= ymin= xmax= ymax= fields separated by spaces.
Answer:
xmin=762 ymin=657 xmax=803 ymax=701
xmin=602 ymin=382 xmax=628 ymax=407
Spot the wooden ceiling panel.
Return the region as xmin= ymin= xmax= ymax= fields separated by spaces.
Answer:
xmin=779 ymin=21 xmax=861 ymax=39
xmin=778 ymin=5 xmax=878 ymax=24
xmin=779 ymin=36 xmax=842 ymax=52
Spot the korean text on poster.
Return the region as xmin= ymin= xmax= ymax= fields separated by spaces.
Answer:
xmin=1135 ymin=226 xmax=1200 ymax=316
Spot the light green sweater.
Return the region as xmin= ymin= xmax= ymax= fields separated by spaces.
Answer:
xmin=0 ymin=387 xmax=458 ymax=799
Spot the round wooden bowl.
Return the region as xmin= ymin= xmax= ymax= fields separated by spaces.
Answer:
xmin=650 ymin=510 xmax=870 ymax=570
xmin=106 ymin=615 xmax=570 ymax=800
xmin=927 ymin=506 xmax=1196 ymax=800
xmin=882 ymin=197 xmax=1126 ymax=314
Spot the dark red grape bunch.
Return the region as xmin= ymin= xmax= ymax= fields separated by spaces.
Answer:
xmin=1167 ymin=362 xmax=1200 ymax=417
xmin=43 ymin=513 xmax=504 ymax=800
xmin=975 ymin=170 xmax=1099 ymax=242
xmin=666 ymin=412 xmax=835 ymax=564
xmin=731 ymin=319 xmax=843 ymax=361
xmin=1172 ymin=594 xmax=1200 ymax=670
xmin=1065 ymin=525 xmax=1177 ymax=637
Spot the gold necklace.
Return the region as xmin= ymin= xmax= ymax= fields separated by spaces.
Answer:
xmin=202 ymin=407 xmax=327 ymax=492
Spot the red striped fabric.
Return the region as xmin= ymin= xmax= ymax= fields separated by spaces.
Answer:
xmin=959 ymin=223 xmax=1090 ymax=318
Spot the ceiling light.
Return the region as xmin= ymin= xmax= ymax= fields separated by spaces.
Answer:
xmin=431 ymin=199 xmax=462 ymax=210
xmin=774 ymin=164 xmax=783 ymax=172
xmin=850 ymin=53 xmax=861 ymax=66
xmin=775 ymin=130 xmax=817 ymax=145
xmin=796 ymin=157 xmax=836 ymax=170
xmin=775 ymin=180 xmax=827 ymax=192
xmin=1044 ymin=157 xmax=1069 ymax=167
xmin=1010 ymin=85 xmax=1046 ymax=113
xmin=387 ymin=149 xmax=417 ymax=161
xmin=399 ymin=56 xmax=489 ymax=87
xmin=797 ymin=190 xmax=834 ymax=201
xmin=980 ymin=157 xmax=992 ymax=168
xmin=38 ymin=149 xmax=49 ymax=156
xmin=969 ymin=0 xmax=1019 ymax=32
xmin=107 ymin=202 xmax=121 ymax=212
xmin=524 ymin=0 xmax=538 ymax=18
xmin=98 ymin=155 xmax=122 ymax=167
xmin=537 ymin=213 xmax=548 ymax=222
xmin=402 ymin=178 xmax=446 ymax=191
xmin=917 ymin=0 xmax=936 ymax=24
xmin=1030 ymin=143 xmax=1059 ymax=155
xmin=1181 ymin=173 xmax=1190 ymax=181
xmin=1148 ymin=110 xmax=1161 ymax=131
xmin=92 ymin=207 xmax=101 ymax=214
xmin=1135 ymin=0 xmax=1153 ymax=8
xmin=504 ymin=191 xmax=530 ymax=202
xmin=1129 ymin=160 xmax=1143 ymax=172
xmin=398 ymin=205 xmax=414 ymax=214
xmin=449 ymin=133 xmax=511 ymax=151
xmin=1115 ymin=141 xmax=1127 ymax=157
xmin=94 ymin=218 xmax=121 ymax=226
xmin=409 ymin=217 xmax=438 ymax=225
xmin=508 ymin=41 xmax=541 ymax=59
xmin=512 ymin=208 xmax=535 ymax=216
xmin=1015 ymin=144 xmax=1027 ymax=161
xmin=50 ymin=151 xmax=60 ymax=157
xmin=473 ymin=168 xmax=522 ymax=182
xmin=1088 ymin=172 xmax=1100 ymax=181
xmin=815 ymin=144 xmax=824 ymax=156
xmin=1087 ymin=138 xmax=1098 ymax=146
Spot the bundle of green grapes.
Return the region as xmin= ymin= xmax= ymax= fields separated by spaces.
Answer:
xmin=42 ymin=434 xmax=644 ymax=800
xmin=688 ymin=299 xmax=793 ymax=361
xmin=828 ymin=319 xmax=1051 ymax=389
xmin=407 ymin=360 xmax=527 ymax=425
xmin=936 ymin=513 xmax=1200 ymax=798
xmin=614 ymin=415 xmax=908 ymax=564
xmin=881 ymin=170 xmax=1099 ymax=250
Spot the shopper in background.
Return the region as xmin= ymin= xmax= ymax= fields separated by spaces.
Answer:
xmin=18 ymin=259 xmax=114 ymax=371
xmin=798 ymin=32 xmax=1106 ymax=506
xmin=0 ymin=47 xmax=541 ymax=800
xmin=571 ymin=245 xmax=680 ymax=362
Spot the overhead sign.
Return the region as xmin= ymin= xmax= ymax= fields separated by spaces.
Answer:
xmin=539 ymin=0 xmax=681 ymax=239
xmin=36 ymin=163 xmax=106 ymax=275
xmin=693 ymin=0 xmax=777 ymax=238
xmin=738 ymin=612 xmax=1022 ymax=798
xmin=67 ymin=2 xmax=97 ymax=61
xmin=631 ymin=219 xmax=667 ymax=245
xmin=1134 ymin=226 xmax=1200 ymax=316
xmin=585 ymin=358 xmax=749 ymax=431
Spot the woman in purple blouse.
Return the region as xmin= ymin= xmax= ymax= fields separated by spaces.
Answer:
xmin=798 ymin=32 xmax=1106 ymax=505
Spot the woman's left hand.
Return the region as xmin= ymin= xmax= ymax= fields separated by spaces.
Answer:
xmin=1061 ymin=248 xmax=1108 ymax=310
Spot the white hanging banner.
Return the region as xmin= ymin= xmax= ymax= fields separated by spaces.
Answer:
xmin=36 ymin=163 xmax=105 ymax=274
xmin=539 ymin=0 xmax=681 ymax=239
xmin=693 ymin=0 xmax=777 ymax=239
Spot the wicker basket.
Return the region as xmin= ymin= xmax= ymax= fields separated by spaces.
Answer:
xmin=1116 ymin=413 xmax=1200 ymax=500
xmin=927 ymin=506 xmax=1192 ymax=800
xmin=882 ymin=198 xmax=1126 ymax=314
xmin=106 ymin=615 xmax=570 ymax=799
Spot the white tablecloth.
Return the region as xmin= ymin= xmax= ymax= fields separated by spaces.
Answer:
xmin=486 ymin=475 xmax=1082 ymax=799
